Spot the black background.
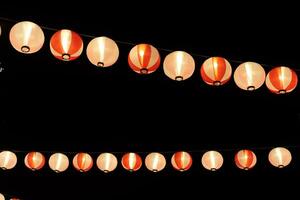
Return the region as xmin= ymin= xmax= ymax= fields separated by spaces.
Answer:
xmin=0 ymin=2 xmax=300 ymax=199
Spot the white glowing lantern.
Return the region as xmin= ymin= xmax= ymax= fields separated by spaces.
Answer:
xmin=234 ymin=62 xmax=266 ymax=91
xmin=86 ymin=36 xmax=119 ymax=67
xmin=145 ymin=152 xmax=166 ymax=172
xmin=268 ymin=147 xmax=292 ymax=168
xmin=96 ymin=153 xmax=118 ymax=173
xmin=201 ymin=151 xmax=223 ymax=171
xmin=0 ymin=151 xmax=17 ymax=170
xmin=48 ymin=153 xmax=69 ymax=173
xmin=9 ymin=21 xmax=44 ymax=54
xmin=0 ymin=193 xmax=5 ymax=200
xmin=163 ymin=51 xmax=195 ymax=81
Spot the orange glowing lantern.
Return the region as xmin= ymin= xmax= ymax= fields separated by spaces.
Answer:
xmin=171 ymin=151 xmax=192 ymax=171
xmin=24 ymin=151 xmax=45 ymax=171
xmin=268 ymin=147 xmax=292 ymax=168
xmin=234 ymin=149 xmax=256 ymax=170
xmin=201 ymin=57 xmax=232 ymax=86
xmin=96 ymin=153 xmax=118 ymax=173
xmin=0 ymin=151 xmax=17 ymax=170
xmin=121 ymin=153 xmax=142 ymax=172
xmin=128 ymin=44 xmax=160 ymax=74
xmin=48 ymin=153 xmax=69 ymax=173
xmin=73 ymin=152 xmax=93 ymax=172
xmin=145 ymin=152 xmax=166 ymax=172
xmin=266 ymin=66 xmax=298 ymax=94
xmin=201 ymin=151 xmax=223 ymax=171
xmin=50 ymin=29 xmax=83 ymax=61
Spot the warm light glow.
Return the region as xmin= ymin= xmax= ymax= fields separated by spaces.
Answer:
xmin=49 ymin=153 xmax=69 ymax=173
xmin=98 ymin=37 xmax=105 ymax=63
xmin=145 ymin=153 xmax=166 ymax=172
xmin=213 ymin=58 xmax=219 ymax=79
xmin=0 ymin=151 xmax=17 ymax=170
xmin=96 ymin=153 xmax=118 ymax=173
xmin=129 ymin=153 xmax=135 ymax=169
xmin=268 ymin=147 xmax=292 ymax=168
xmin=61 ymin=30 xmax=72 ymax=53
xmin=171 ymin=151 xmax=192 ymax=171
xmin=202 ymin=151 xmax=223 ymax=171
xmin=0 ymin=193 xmax=4 ymax=200
xmin=23 ymin=22 xmax=33 ymax=47
xmin=176 ymin=51 xmax=183 ymax=76
xmin=245 ymin=62 xmax=253 ymax=86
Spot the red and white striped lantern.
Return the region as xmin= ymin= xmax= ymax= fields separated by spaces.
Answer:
xmin=121 ymin=153 xmax=142 ymax=172
xmin=265 ymin=66 xmax=298 ymax=94
xmin=24 ymin=152 xmax=45 ymax=171
xmin=171 ymin=151 xmax=192 ymax=171
xmin=234 ymin=150 xmax=256 ymax=170
xmin=50 ymin=29 xmax=83 ymax=61
xmin=128 ymin=44 xmax=160 ymax=74
xmin=73 ymin=152 xmax=93 ymax=172
xmin=201 ymin=57 xmax=232 ymax=86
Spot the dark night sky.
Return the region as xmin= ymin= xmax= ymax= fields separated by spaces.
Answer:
xmin=0 ymin=2 xmax=300 ymax=199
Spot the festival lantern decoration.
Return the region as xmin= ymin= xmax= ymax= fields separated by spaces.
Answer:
xmin=201 ymin=57 xmax=232 ymax=86
xmin=234 ymin=149 xmax=257 ymax=170
xmin=24 ymin=151 xmax=45 ymax=171
xmin=145 ymin=152 xmax=166 ymax=172
xmin=9 ymin=21 xmax=44 ymax=54
xmin=163 ymin=51 xmax=195 ymax=81
xmin=234 ymin=62 xmax=266 ymax=91
xmin=72 ymin=152 xmax=93 ymax=172
xmin=268 ymin=147 xmax=292 ymax=168
xmin=265 ymin=66 xmax=298 ymax=94
xmin=0 ymin=193 xmax=4 ymax=200
xmin=48 ymin=153 xmax=69 ymax=173
xmin=86 ymin=36 xmax=119 ymax=67
xmin=50 ymin=29 xmax=83 ymax=61
xmin=128 ymin=43 xmax=160 ymax=74
xmin=121 ymin=153 xmax=142 ymax=172
xmin=171 ymin=151 xmax=192 ymax=171
xmin=0 ymin=151 xmax=17 ymax=170
xmin=201 ymin=151 xmax=223 ymax=171
xmin=96 ymin=153 xmax=118 ymax=173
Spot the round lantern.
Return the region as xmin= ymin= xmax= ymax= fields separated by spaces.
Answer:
xmin=201 ymin=151 xmax=223 ymax=171
xmin=145 ymin=152 xmax=166 ymax=172
xmin=163 ymin=51 xmax=195 ymax=81
xmin=9 ymin=21 xmax=44 ymax=54
xmin=268 ymin=147 xmax=292 ymax=168
xmin=234 ymin=62 xmax=266 ymax=91
xmin=128 ymin=43 xmax=160 ymax=74
xmin=72 ymin=152 xmax=93 ymax=172
xmin=121 ymin=153 xmax=142 ymax=172
xmin=24 ymin=151 xmax=45 ymax=171
xmin=86 ymin=36 xmax=119 ymax=67
xmin=171 ymin=151 xmax=192 ymax=171
xmin=265 ymin=66 xmax=298 ymax=94
xmin=50 ymin=29 xmax=83 ymax=61
xmin=48 ymin=153 xmax=69 ymax=173
xmin=234 ymin=149 xmax=257 ymax=170
xmin=96 ymin=153 xmax=118 ymax=173
xmin=0 ymin=193 xmax=4 ymax=200
xmin=201 ymin=57 xmax=232 ymax=86
xmin=0 ymin=151 xmax=17 ymax=170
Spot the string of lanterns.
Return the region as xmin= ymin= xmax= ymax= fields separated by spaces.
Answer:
xmin=0 ymin=192 xmax=20 ymax=200
xmin=0 ymin=147 xmax=293 ymax=173
xmin=0 ymin=20 xmax=298 ymax=94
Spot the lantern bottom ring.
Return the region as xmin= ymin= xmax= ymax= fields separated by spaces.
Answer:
xmin=62 ymin=53 xmax=70 ymax=61
xmin=1 ymin=167 xmax=7 ymax=170
xmin=140 ymin=68 xmax=148 ymax=74
xmin=243 ymin=167 xmax=249 ymax=170
xmin=21 ymin=45 xmax=30 ymax=53
xmin=211 ymin=168 xmax=217 ymax=171
xmin=213 ymin=81 xmax=221 ymax=86
xmin=97 ymin=62 xmax=104 ymax=67
xmin=79 ymin=169 xmax=85 ymax=172
xmin=103 ymin=169 xmax=110 ymax=173
xmin=279 ymin=90 xmax=286 ymax=94
xmin=129 ymin=169 xmax=134 ymax=172
xmin=247 ymin=86 xmax=255 ymax=91
xmin=278 ymin=164 xmax=284 ymax=168
xmin=179 ymin=168 xmax=186 ymax=172
xmin=54 ymin=169 xmax=61 ymax=173
xmin=152 ymin=169 xmax=158 ymax=172
xmin=175 ymin=76 xmax=183 ymax=81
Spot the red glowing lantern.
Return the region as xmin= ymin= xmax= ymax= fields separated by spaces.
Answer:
xmin=50 ymin=29 xmax=83 ymax=61
xmin=24 ymin=151 xmax=45 ymax=171
xmin=121 ymin=153 xmax=142 ymax=172
xmin=265 ymin=66 xmax=298 ymax=94
xmin=171 ymin=151 xmax=192 ymax=171
xmin=234 ymin=149 xmax=256 ymax=170
xmin=201 ymin=57 xmax=232 ymax=86
xmin=128 ymin=44 xmax=160 ymax=74
xmin=73 ymin=152 xmax=93 ymax=172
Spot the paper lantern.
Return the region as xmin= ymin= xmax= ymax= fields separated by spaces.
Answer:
xmin=202 ymin=151 xmax=223 ymax=171
xmin=24 ymin=151 xmax=45 ymax=171
xmin=163 ymin=51 xmax=195 ymax=81
xmin=201 ymin=57 xmax=232 ymax=86
xmin=171 ymin=151 xmax=192 ymax=171
xmin=234 ymin=62 xmax=266 ymax=91
xmin=145 ymin=152 xmax=166 ymax=172
xmin=0 ymin=151 xmax=17 ymax=170
xmin=234 ymin=149 xmax=256 ymax=170
xmin=86 ymin=36 xmax=119 ymax=67
xmin=268 ymin=147 xmax=292 ymax=168
xmin=73 ymin=152 xmax=93 ymax=172
xmin=50 ymin=29 xmax=83 ymax=61
xmin=9 ymin=21 xmax=44 ymax=54
xmin=48 ymin=153 xmax=69 ymax=173
xmin=128 ymin=44 xmax=160 ymax=74
xmin=96 ymin=153 xmax=118 ymax=173
xmin=121 ymin=153 xmax=142 ymax=172
xmin=0 ymin=193 xmax=4 ymax=200
xmin=266 ymin=66 xmax=298 ymax=94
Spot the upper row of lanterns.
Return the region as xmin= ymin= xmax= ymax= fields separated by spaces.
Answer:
xmin=2 ymin=21 xmax=298 ymax=94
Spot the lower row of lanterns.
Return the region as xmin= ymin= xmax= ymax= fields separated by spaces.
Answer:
xmin=0 ymin=147 xmax=292 ymax=173
xmin=0 ymin=21 xmax=298 ymax=94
